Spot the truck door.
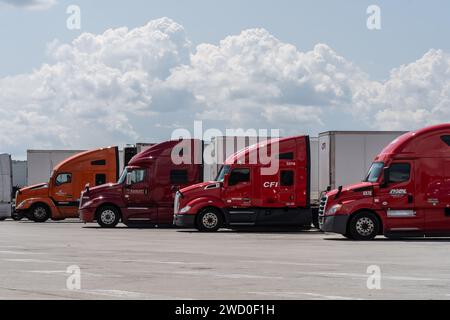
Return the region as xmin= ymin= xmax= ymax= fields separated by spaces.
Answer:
xmin=124 ymin=168 xmax=157 ymax=222
xmin=51 ymin=172 xmax=77 ymax=216
xmin=225 ymin=168 xmax=251 ymax=206
xmin=277 ymin=169 xmax=296 ymax=206
xmin=423 ymin=159 xmax=450 ymax=235
xmin=377 ymin=161 xmax=423 ymax=233
xmin=224 ymin=167 xmax=254 ymax=223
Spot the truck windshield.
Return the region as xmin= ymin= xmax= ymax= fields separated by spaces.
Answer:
xmin=118 ymin=168 xmax=128 ymax=184
xmin=216 ymin=165 xmax=231 ymax=182
xmin=364 ymin=162 xmax=384 ymax=183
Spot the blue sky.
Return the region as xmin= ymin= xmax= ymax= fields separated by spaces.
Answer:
xmin=1 ymin=0 xmax=449 ymax=79
xmin=0 ymin=0 xmax=449 ymax=157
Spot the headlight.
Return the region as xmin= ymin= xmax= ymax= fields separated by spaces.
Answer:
xmin=179 ymin=206 xmax=191 ymax=214
xmin=16 ymin=200 xmax=27 ymax=209
xmin=326 ymin=204 xmax=342 ymax=216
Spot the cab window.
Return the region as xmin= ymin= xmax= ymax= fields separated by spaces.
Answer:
xmin=280 ymin=170 xmax=294 ymax=186
xmin=229 ymin=168 xmax=250 ymax=186
xmin=277 ymin=152 xmax=294 ymax=160
xmin=95 ymin=174 xmax=106 ymax=186
xmin=129 ymin=169 xmax=146 ymax=184
xmin=389 ymin=163 xmax=411 ymax=183
xmin=441 ymin=135 xmax=450 ymax=146
xmin=55 ymin=173 xmax=72 ymax=186
xmin=170 ymin=170 xmax=188 ymax=184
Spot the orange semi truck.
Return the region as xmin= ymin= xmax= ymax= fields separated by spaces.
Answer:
xmin=15 ymin=146 xmax=120 ymax=222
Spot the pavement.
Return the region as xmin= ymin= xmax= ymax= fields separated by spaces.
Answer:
xmin=0 ymin=219 xmax=450 ymax=300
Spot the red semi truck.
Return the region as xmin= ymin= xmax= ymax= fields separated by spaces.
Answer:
xmin=319 ymin=123 xmax=450 ymax=240
xmin=79 ymin=139 xmax=203 ymax=227
xmin=173 ymin=136 xmax=313 ymax=232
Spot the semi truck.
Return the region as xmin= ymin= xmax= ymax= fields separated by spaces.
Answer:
xmin=79 ymin=139 xmax=204 ymax=228
xmin=320 ymin=123 xmax=450 ymax=240
xmin=15 ymin=146 xmax=120 ymax=222
xmin=173 ymin=136 xmax=313 ymax=232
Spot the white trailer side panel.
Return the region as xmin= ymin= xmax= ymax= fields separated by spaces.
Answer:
xmin=318 ymin=131 xmax=406 ymax=194
xmin=203 ymin=136 xmax=267 ymax=182
xmin=12 ymin=160 xmax=27 ymax=188
xmin=318 ymin=134 xmax=331 ymax=196
xmin=0 ymin=154 xmax=12 ymax=217
xmin=27 ymin=150 xmax=84 ymax=186
xmin=309 ymin=137 xmax=319 ymax=204
xmin=334 ymin=134 xmax=367 ymax=188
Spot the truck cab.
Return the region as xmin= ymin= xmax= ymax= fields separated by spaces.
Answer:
xmin=79 ymin=139 xmax=203 ymax=228
xmin=15 ymin=147 xmax=119 ymax=222
xmin=174 ymin=136 xmax=313 ymax=232
xmin=320 ymin=123 xmax=450 ymax=240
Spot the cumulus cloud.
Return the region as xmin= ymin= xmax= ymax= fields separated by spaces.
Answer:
xmin=0 ymin=0 xmax=57 ymax=10
xmin=358 ymin=49 xmax=450 ymax=130
xmin=0 ymin=17 xmax=448 ymax=156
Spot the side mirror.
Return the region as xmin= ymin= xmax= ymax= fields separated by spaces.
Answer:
xmin=126 ymin=172 xmax=133 ymax=186
xmin=223 ymin=174 xmax=230 ymax=187
xmin=381 ymin=167 xmax=390 ymax=188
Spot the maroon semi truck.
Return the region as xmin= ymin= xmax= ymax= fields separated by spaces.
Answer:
xmin=79 ymin=139 xmax=203 ymax=227
xmin=173 ymin=136 xmax=313 ymax=232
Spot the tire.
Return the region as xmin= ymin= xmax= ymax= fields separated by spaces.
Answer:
xmin=196 ymin=208 xmax=223 ymax=232
xmin=343 ymin=232 xmax=354 ymax=240
xmin=0 ymin=217 xmax=7 ymax=221
xmin=348 ymin=211 xmax=379 ymax=241
xmin=31 ymin=204 xmax=50 ymax=223
xmin=11 ymin=211 xmax=23 ymax=221
xmin=96 ymin=205 xmax=120 ymax=228
xmin=312 ymin=208 xmax=320 ymax=229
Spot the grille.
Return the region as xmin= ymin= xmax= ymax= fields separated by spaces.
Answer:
xmin=318 ymin=195 xmax=328 ymax=227
xmin=174 ymin=191 xmax=181 ymax=214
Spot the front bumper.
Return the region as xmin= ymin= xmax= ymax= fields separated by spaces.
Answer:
xmin=79 ymin=207 xmax=96 ymax=222
xmin=173 ymin=214 xmax=196 ymax=228
xmin=320 ymin=215 xmax=349 ymax=235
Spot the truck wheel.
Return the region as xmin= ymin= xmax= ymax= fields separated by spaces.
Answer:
xmin=348 ymin=212 xmax=379 ymax=241
xmin=0 ymin=217 xmax=6 ymax=221
xmin=312 ymin=208 xmax=320 ymax=229
xmin=11 ymin=212 xmax=23 ymax=221
xmin=196 ymin=208 xmax=223 ymax=232
xmin=96 ymin=206 xmax=120 ymax=228
xmin=31 ymin=205 xmax=50 ymax=223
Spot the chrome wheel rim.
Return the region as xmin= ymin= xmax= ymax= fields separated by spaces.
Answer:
xmin=101 ymin=210 xmax=116 ymax=225
xmin=34 ymin=207 xmax=47 ymax=219
xmin=356 ymin=217 xmax=375 ymax=236
xmin=202 ymin=212 xmax=218 ymax=229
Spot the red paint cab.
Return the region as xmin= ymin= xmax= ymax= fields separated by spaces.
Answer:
xmin=15 ymin=147 xmax=120 ymax=222
xmin=320 ymin=123 xmax=450 ymax=240
xmin=79 ymin=139 xmax=203 ymax=228
xmin=173 ymin=136 xmax=312 ymax=232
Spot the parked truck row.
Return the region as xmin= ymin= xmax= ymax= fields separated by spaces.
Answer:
xmin=5 ymin=124 xmax=450 ymax=240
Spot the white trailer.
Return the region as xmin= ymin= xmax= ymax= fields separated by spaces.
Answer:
xmin=203 ymin=136 xmax=269 ymax=182
xmin=318 ymin=131 xmax=406 ymax=194
xmin=27 ymin=150 xmax=85 ymax=186
xmin=12 ymin=160 xmax=27 ymax=189
xmin=0 ymin=154 xmax=12 ymax=219
xmin=309 ymin=137 xmax=319 ymax=205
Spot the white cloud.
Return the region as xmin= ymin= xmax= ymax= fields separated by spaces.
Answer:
xmin=0 ymin=0 xmax=57 ymax=10
xmin=357 ymin=49 xmax=450 ymax=130
xmin=0 ymin=17 xmax=449 ymax=156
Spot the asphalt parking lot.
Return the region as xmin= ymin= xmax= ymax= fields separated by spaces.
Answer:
xmin=1 ymin=219 xmax=450 ymax=300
